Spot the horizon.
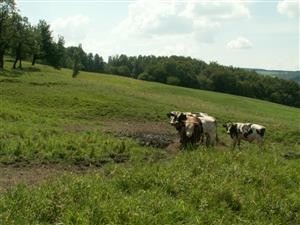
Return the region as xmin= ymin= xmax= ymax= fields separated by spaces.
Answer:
xmin=17 ymin=0 xmax=299 ymax=71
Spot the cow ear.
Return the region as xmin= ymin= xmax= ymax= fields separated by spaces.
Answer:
xmin=178 ymin=113 xmax=187 ymax=121
xmin=167 ymin=112 xmax=175 ymax=118
xmin=224 ymin=121 xmax=232 ymax=127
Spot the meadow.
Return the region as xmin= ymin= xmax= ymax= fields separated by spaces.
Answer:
xmin=0 ymin=61 xmax=299 ymax=224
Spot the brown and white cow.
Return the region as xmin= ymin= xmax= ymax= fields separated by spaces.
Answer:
xmin=223 ymin=122 xmax=266 ymax=149
xmin=167 ymin=111 xmax=217 ymax=147
xmin=167 ymin=112 xmax=203 ymax=147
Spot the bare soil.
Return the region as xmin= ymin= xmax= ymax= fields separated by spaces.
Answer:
xmin=101 ymin=121 xmax=178 ymax=148
xmin=0 ymin=164 xmax=99 ymax=192
xmin=1 ymin=121 xmax=179 ymax=191
xmin=63 ymin=120 xmax=179 ymax=149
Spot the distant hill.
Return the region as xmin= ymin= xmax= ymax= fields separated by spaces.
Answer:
xmin=244 ymin=68 xmax=300 ymax=83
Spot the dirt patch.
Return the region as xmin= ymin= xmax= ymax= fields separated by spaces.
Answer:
xmin=63 ymin=121 xmax=178 ymax=149
xmin=0 ymin=121 xmax=181 ymax=191
xmin=101 ymin=121 xmax=177 ymax=149
xmin=29 ymin=81 xmax=68 ymax=87
xmin=21 ymin=67 xmax=41 ymax=72
xmin=0 ymin=164 xmax=99 ymax=192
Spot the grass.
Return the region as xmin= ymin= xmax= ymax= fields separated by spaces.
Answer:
xmin=0 ymin=60 xmax=299 ymax=224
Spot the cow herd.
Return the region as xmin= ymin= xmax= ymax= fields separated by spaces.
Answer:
xmin=167 ymin=111 xmax=266 ymax=149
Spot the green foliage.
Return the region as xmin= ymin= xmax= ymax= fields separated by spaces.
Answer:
xmin=104 ymin=55 xmax=300 ymax=108
xmin=9 ymin=13 xmax=32 ymax=69
xmin=255 ymin=69 xmax=300 ymax=84
xmin=166 ymin=76 xmax=180 ymax=85
xmin=72 ymin=44 xmax=81 ymax=78
xmin=93 ymin=53 xmax=104 ymax=73
xmin=37 ymin=20 xmax=65 ymax=69
xmin=0 ymin=0 xmax=16 ymax=68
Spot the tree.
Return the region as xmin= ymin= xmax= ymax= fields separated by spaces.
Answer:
xmin=72 ymin=44 xmax=82 ymax=78
xmin=86 ymin=53 xmax=94 ymax=71
xmin=37 ymin=20 xmax=55 ymax=66
xmin=93 ymin=53 xmax=104 ymax=72
xmin=10 ymin=13 xmax=30 ymax=69
xmin=0 ymin=0 xmax=16 ymax=68
xmin=29 ymin=25 xmax=42 ymax=66
xmin=54 ymin=35 xmax=66 ymax=68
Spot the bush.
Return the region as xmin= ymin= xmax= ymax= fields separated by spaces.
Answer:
xmin=166 ymin=76 xmax=180 ymax=85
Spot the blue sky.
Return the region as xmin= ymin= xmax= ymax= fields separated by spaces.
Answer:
xmin=17 ymin=0 xmax=299 ymax=70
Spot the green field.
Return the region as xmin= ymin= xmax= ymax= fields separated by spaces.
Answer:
xmin=0 ymin=61 xmax=300 ymax=224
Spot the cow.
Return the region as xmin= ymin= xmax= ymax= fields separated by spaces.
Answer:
xmin=167 ymin=112 xmax=203 ymax=147
xmin=167 ymin=111 xmax=217 ymax=147
xmin=197 ymin=114 xmax=218 ymax=147
xmin=223 ymin=122 xmax=266 ymax=149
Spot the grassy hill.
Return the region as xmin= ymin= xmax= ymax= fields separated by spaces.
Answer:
xmin=0 ymin=61 xmax=300 ymax=224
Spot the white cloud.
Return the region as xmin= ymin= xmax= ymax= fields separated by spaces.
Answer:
xmin=182 ymin=0 xmax=250 ymax=21
xmin=115 ymin=0 xmax=250 ymax=44
xmin=277 ymin=0 xmax=300 ymax=18
xmin=193 ymin=20 xmax=221 ymax=43
xmin=227 ymin=36 xmax=253 ymax=49
xmin=51 ymin=14 xmax=90 ymax=45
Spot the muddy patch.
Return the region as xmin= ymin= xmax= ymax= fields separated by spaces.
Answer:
xmin=21 ymin=67 xmax=41 ymax=72
xmin=29 ymin=81 xmax=68 ymax=87
xmin=101 ymin=121 xmax=177 ymax=149
xmin=0 ymin=164 xmax=99 ymax=192
xmin=63 ymin=121 xmax=178 ymax=149
xmin=118 ymin=133 xmax=175 ymax=148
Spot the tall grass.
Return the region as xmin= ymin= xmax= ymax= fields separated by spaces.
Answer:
xmin=1 ymin=147 xmax=299 ymax=224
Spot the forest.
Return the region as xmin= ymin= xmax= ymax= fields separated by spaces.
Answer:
xmin=1 ymin=0 xmax=299 ymax=107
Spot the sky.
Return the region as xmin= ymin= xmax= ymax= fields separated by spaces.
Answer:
xmin=16 ymin=0 xmax=300 ymax=71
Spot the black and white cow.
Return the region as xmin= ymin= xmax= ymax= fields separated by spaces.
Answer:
xmin=167 ymin=111 xmax=217 ymax=147
xmin=223 ymin=122 xmax=266 ymax=149
xmin=167 ymin=112 xmax=203 ymax=147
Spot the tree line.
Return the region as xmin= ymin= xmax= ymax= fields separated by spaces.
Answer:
xmin=0 ymin=0 xmax=104 ymax=75
xmin=105 ymin=55 xmax=300 ymax=107
xmin=1 ymin=1 xmax=299 ymax=107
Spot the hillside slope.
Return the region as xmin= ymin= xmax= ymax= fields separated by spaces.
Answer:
xmin=1 ymin=62 xmax=299 ymax=145
xmin=0 ymin=62 xmax=300 ymax=224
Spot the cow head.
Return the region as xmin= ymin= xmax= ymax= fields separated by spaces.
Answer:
xmin=185 ymin=116 xmax=202 ymax=138
xmin=223 ymin=122 xmax=238 ymax=138
xmin=167 ymin=111 xmax=187 ymax=131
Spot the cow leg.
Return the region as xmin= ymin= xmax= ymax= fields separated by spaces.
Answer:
xmin=200 ymin=134 xmax=204 ymax=144
xmin=205 ymin=133 xmax=210 ymax=147
xmin=210 ymin=134 xmax=216 ymax=146
xmin=256 ymin=137 xmax=264 ymax=150
xmin=237 ymin=139 xmax=241 ymax=150
xmin=180 ymin=134 xmax=187 ymax=148
xmin=232 ymin=139 xmax=237 ymax=149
